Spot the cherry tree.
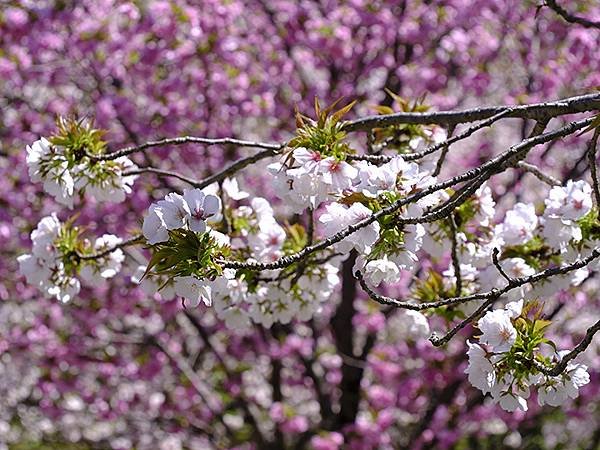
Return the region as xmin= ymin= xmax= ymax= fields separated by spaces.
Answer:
xmin=19 ymin=91 xmax=600 ymax=444
xmin=3 ymin=1 xmax=600 ymax=449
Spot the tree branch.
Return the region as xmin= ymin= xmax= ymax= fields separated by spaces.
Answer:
xmin=343 ymin=92 xmax=600 ymax=131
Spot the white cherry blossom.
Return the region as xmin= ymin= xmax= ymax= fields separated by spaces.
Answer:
xmin=143 ymin=205 xmax=169 ymax=244
xmin=222 ymin=177 xmax=249 ymax=200
xmin=477 ymin=308 xmax=517 ymax=353
xmin=498 ymin=392 xmax=529 ymax=412
xmin=465 ymin=341 xmax=496 ymax=394
xmin=157 ymin=193 xmax=190 ymax=230
xmin=173 ymin=276 xmax=212 ymax=307
xmin=79 ymin=234 xmax=125 ymax=285
xmin=363 ymin=255 xmax=400 ymax=286
xmin=537 ymin=353 xmax=590 ymax=407
xmin=497 ymin=202 xmax=538 ymax=246
xmin=545 ymin=180 xmax=593 ymax=220
xmin=182 ymin=189 xmax=221 ymax=233
xmin=541 ymin=216 xmax=582 ymax=250
xmin=319 ymin=202 xmax=380 ymax=253
xmin=319 ymin=157 xmax=358 ymax=191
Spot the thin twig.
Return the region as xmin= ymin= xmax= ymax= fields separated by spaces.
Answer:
xmin=195 ymin=147 xmax=282 ymax=189
xmin=408 ymin=109 xmax=512 ymax=162
xmin=536 ymin=318 xmax=600 ymax=377
xmin=89 ymin=136 xmax=283 ymax=161
xmin=429 ymin=296 xmax=498 ymax=347
xmin=516 ymin=161 xmax=561 ymax=186
xmin=77 ymin=234 xmax=144 ymax=261
xmin=349 ymin=109 xmax=513 ymax=164
xmin=126 ymin=147 xmax=282 ymax=189
xmin=448 ymin=213 xmax=462 ymax=296
xmin=586 ymin=128 xmax=600 ymax=208
xmin=544 ymin=0 xmax=600 ymax=29
xmin=433 ymin=124 xmax=456 ymax=176
xmin=492 ymin=247 xmax=513 ymax=284
xmin=124 ymin=167 xmax=202 ymax=187
xmin=356 ymin=247 xmax=600 ymax=312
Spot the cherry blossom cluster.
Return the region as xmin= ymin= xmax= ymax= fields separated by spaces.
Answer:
xmin=140 ymin=180 xmax=341 ymax=328
xmin=416 ymin=178 xmax=598 ymax=309
xmin=467 ymin=300 xmax=590 ymax=412
xmin=17 ymin=214 xmax=124 ymax=303
xmin=26 ymin=119 xmax=137 ymax=208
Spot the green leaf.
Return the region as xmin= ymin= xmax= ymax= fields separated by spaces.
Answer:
xmin=533 ymin=319 xmax=552 ymax=335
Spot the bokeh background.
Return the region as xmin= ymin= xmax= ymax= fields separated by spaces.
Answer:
xmin=1 ymin=1 xmax=600 ymax=449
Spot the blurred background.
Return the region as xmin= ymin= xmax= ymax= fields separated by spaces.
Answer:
xmin=1 ymin=1 xmax=600 ymax=449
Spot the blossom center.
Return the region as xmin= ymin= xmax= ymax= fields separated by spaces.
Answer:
xmin=499 ymin=327 xmax=512 ymax=342
xmin=193 ymin=207 xmax=206 ymax=220
xmin=328 ymin=161 xmax=340 ymax=173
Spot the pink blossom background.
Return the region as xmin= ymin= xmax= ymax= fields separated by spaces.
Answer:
xmin=1 ymin=1 xmax=600 ymax=449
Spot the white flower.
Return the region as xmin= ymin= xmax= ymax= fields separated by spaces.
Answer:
xmin=17 ymin=254 xmax=52 ymax=287
xmin=84 ymin=156 xmax=138 ymax=203
xmin=143 ymin=205 xmax=169 ymax=244
xmin=131 ymin=265 xmax=158 ymax=296
xmin=318 ymin=157 xmax=358 ymax=192
xmin=403 ymin=310 xmax=430 ymax=339
xmin=497 ymin=203 xmax=538 ymax=246
xmin=354 ymin=156 xmax=423 ymax=198
xmin=477 ymin=309 xmax=517 ymax=353
xmin=563 ymin=361 xmax=590 ymax=395
xmin=247 ymin=285 xmax=296 ymax=327
xmin=541 ymin=217 xmax=581 ymax=250
xmin=26 ymin=137 xmax=53 ymax=182
xmin=473 ymin=183 xmax=496 ymax=227
xmin=479 ymin=258 xmax=535 ymax=289
xmin=173 ymin=276 xmax=212 ymax=307
xmin=537 ymin=353 xmax=590 ymax=407
xmin=388 ymin=217 xmax=426 ymax=271
xmin=545 ymin=180 xmax=592 ymax=220
xmin=42 ymin=161 xmax=75 ymax=208
xmin=319 ymin=202 xmax=380 ymax=253
xmin=213 ymin=277 xmax=252 ymax=330
xmin=498 ymin=393 xmax=528 ymax=412
xmin=157 ymin=193 xmax=190 ymax=230
xmin=293 ymin=147 xmax=322 ymax=169
xmin=251 ymin=197 xmax=276 ymax=224
xmin=27 ymin=136 xmax=138 ymax=206
xmin=320 ymin=202 xmax=348 ymax=236
xmin=269 ymin=149 xmax=360 ymax=212
xmin=79 ymin=234 xmax=124 ymax=285
xmin=222 ymin=177 xmax=249 ymax=200
xmin=30 ymin=213 xmax=61 ymax=261
xmin=344 ymin=203 xmax=380 ymax=252
xmin=363 ymin=255 xmax=400 ymax=286
xmin=131 ymin=265 xmax=175 ymax=299
xmin=47 ymin=275 xmax=81 ymax=303
xmin=248 ymin=223 xmax=286 ymax=262
xmin=443 ymin=263 xmax=478 ymax=292
xmin=505 ymin=299 xmax=523 ymax=319
xmin=537 ymin=383 xmax=568 ymax=407
xmin=287 ymin=167 xmax=328 ymax=206
xmin=465 ymin=341 xmax=496 ymax=394
xmin=208 ymin=229 xmax=231 ymax=247
xmin=267 ymin=162 xmax=307 ymax=213
xmin=182 ymin=189 xmax=221 ymax=233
